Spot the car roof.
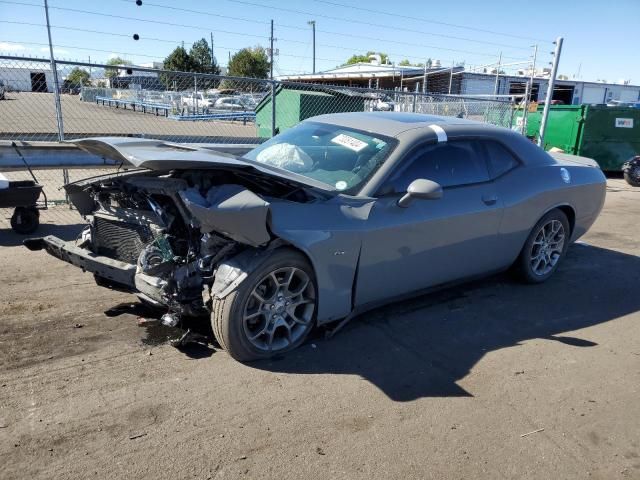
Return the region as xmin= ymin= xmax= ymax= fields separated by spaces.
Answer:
xmin=308 ymin=111 xmax=486 ymax=137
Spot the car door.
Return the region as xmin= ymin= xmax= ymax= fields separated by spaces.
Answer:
xmin=355 ymin=140 xmax=505 ymax=307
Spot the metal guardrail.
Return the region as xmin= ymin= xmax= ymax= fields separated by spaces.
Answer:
xmin=168 ymin=112 xmax=256 ymax=122
xmin=94 ymin=96 xmax=171 ymax=116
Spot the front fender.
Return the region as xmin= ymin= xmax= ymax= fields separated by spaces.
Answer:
xmin=210 ymin=197 xmax=373 ymax=324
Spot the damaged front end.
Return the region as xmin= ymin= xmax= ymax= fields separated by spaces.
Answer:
xmin=27 ymin=161 xmax=322 ymax=319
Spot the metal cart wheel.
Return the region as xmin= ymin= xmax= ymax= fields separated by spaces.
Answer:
xmin=10 ymin=206 xmax=39 ymax=234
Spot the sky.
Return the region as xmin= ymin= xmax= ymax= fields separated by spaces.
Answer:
xmin=0 ymin=0 xmax=638 ymax=83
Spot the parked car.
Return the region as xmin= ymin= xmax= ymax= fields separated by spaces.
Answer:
xmin=25 ymin=112 xmax=606 ymax=361
xmin=366 ymin=93 xmax=396 ymax=111
xmin=181 ymin=92 xmax=218 ymax=112
xmin=214 ymin=96 xmax=254 ymax=111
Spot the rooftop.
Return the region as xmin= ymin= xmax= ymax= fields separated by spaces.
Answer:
xmin=310 ymin=111 xmax=480 ymax=137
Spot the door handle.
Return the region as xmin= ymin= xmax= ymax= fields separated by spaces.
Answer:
xmin=482 ymin=194 xmax=498 ymax=206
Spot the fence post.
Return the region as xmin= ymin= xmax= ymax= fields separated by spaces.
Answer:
xmin=62 ymin=168 xmax=70 ymax=206
xmin=270 ymin=80 xmax=277 ymax=137
xmin=44 ymin=0 xmax=64 ymax=141
xmin=538 ymin=37 xmax=563 ymax=147
xmin=412 ymin=93 xmax=417 ymax=113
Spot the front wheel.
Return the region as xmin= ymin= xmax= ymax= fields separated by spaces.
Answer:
xmin=211 ymin=249 xmax=317 ymax=362
xmin=515 ymin=209 xmax=570 ymax=284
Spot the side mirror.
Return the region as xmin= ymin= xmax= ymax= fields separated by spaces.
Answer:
xmin=397 ymin=179 xmax=443 ymax=207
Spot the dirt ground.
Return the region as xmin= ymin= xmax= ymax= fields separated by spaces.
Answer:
xmin=0 ymin=92 xmax=257 ymax=142
xmin=1 ymin=179 xmax=640 ymax=480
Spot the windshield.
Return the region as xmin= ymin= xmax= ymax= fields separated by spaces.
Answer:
xmin=244 ymin=122 xmax=395 ymax=191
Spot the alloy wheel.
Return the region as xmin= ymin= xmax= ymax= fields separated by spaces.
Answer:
xmin=530 ymin=219 xmax=566 ymax=276
xmin=242 ymin=267 xmax=315 ymax=352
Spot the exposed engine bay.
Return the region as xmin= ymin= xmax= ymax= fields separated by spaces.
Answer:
xmin=67 ymin=167 xmax=322 ymax=319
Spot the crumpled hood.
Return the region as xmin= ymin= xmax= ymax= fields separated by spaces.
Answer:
xmin=71 ymin=137 xmax=335 ymax=191
xmin=72 ymin=137 xmax=253 ymax=170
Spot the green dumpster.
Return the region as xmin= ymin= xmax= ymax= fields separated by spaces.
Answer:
xmin=517 ymin=104 xmax=640 ymax=171
xmin=255 ymin=85 xmax=365 ymax=138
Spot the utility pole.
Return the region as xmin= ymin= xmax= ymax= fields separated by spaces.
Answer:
xmin=493 ymin=52 xmax=502 ymax=96
xmin=44 ymin=0 xmax=64 ymax=141
xmin=269 ymin=19 xmax=275 ymax=80
xmin=538 ymin=37 xmax=563 ymax=147
xmin=210 ymin=32 xmax=215 ymax=67
xmin=307 ymin=20 xmax=316 ymax=74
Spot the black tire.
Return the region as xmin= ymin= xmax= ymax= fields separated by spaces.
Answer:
xmin=515 ymin=209 xmax=570 ymax=284
xmin=624 ymin=170 xmax=640 ymax=187
xmin=10 ymin=206 xmax=39 ymax=234
xmin=211 ymin=249 xmax=317 ymax=362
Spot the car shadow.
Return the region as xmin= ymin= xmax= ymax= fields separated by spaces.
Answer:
xmin=0 ymin=221 xmax=85 ymax=247
xmin=250 ymin=244 xmax=640 ymax=401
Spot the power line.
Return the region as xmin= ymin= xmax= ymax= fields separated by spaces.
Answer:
xmin=120 ymin=0 xmax=533 ymax=51
xmin=0 ymin=39 xmax=167 ymax=61
xmin=220 ymin=0 xmax=537 ymax=50
xmin=0 ymin=0 xmax=534 ymax=69
xmin=0 ymin=1 xmax=270 ymax=41
xmin=1 ymin=0 xmax=531 ymax=63
xmin=307 ymin=31 xmax=530 ymax=62
xmin=113 ymin=0 xmax=531 ymax=59
xmin=308 ymin=0 xmax=550 ymax=43
xmin=0 ymin=34 xmax=347 ymax=65
xmin=115 ymin=0 xmax=268 ymax=29
xmin=0 ymin=20 xmax=186 ymax=44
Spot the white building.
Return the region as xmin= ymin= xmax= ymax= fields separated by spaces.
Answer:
xmin=0 ymin=64 xmax=54 ymax=92
xmin=277 ymin=62 xmax=431 ymax=90
xmin=460 ymin=72 xmax=640 ymax=104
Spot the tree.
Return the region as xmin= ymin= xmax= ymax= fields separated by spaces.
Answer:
xmin=344 ymin=51 xmax=390 ymax=66
xmin=163 ymin=46 xmax=195 ymax=73
xmin=189 ymin=38 xmax=221 ymax=75
xmin=105 ymin=57 xmax=132 ymax=80
xmin=227 ymin=47 xmax=270 ymax=79
xmin=65 ymin=67 xmax=91 ymax=86
xmin=398 ymin=59 xmax=411 ymax=66
xmin=161 ymin=46 xmax=196 ymax=88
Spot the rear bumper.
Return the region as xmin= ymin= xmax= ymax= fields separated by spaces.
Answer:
xmin=24 ymin=235 xmax=136 ymax=287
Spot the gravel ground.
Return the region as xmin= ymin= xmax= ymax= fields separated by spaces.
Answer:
xmin=1 ymin=179 xmax=640 ymax=480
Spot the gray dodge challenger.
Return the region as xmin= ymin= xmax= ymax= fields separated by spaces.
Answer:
xmin=25 ymin=112 xmax=606 ymax=361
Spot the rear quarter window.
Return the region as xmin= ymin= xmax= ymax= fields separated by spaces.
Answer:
xmin=482 ymin=141 xmax=520 ymax=178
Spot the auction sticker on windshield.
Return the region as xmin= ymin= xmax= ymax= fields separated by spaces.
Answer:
xmin=331 ymin=133 xmax=368 ymax=152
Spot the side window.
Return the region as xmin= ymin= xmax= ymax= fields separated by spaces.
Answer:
xmin=482 ymin=141 xmax=520 ymax=178
xmin=386 ymin=141 xmax=490 ymax=192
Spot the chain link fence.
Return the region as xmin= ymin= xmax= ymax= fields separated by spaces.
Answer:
xmin=0 ymin=56 xmax=514 ymax=231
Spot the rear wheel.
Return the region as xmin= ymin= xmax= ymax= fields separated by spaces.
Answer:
xmin=515 ymin=209 xmax=570 ymax=284
xmin=10 ymin=206 xmax=39 ymax=234
xmin=211 ymin=249 xmax=316 ymax=362
xmin=624 ymin=165 xmax=640 ymax=187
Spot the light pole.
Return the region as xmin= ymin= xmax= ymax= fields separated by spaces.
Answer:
xmin=307 ymin=20 xmax=316 ymax=74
